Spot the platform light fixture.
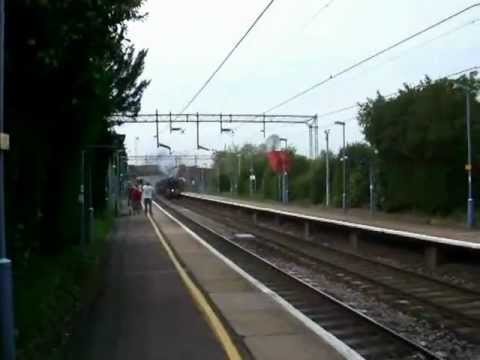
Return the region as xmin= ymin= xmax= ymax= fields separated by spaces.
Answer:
xmin=335 ymin=121 xmax=347 ymax=211
xmin=454 ymin=71 xmax=479 ymax=228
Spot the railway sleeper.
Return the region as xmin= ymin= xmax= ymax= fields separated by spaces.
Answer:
xmin=306 ymin=312 xmax=344 ymax=321
xmin=289 ymin=300 xmax=317 ymax=308
xmin=461 ymin=308 xmax=480 ymax=316
xmin=293 ymin=307 xmax=325 ymax=314
xmin=427 ymin=295 xmax=477 ymax=303
xmin=345 ymin=334 xmax=387 ymax=346
xmin=447 ymin=300 xmax=480 ymax=309
xmin=320 ymin=319 xmax=365 ymax=329
xmin=327 ymin=326 xmax=370 ymax=338
xmin=274 ymin=289 xmax=297 ymax=296
xmin=407 ymin=287 xmax=436 ymax=294
xmin=355 ymin=343 xmax=412 ymax=359
xmin=452 ymin=326 xmax=480 ymax=338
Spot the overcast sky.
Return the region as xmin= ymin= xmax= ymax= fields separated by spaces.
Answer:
xmin=117 ymin=0 xmax=478 ymax=164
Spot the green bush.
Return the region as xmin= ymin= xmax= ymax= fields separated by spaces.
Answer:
xmin=290 ymin=172 xmax=311 ymax=202
xmin=14 ymin=215 xmax=112 ymax=360
xmin=359 ymin=76 xmax=480 ymax=214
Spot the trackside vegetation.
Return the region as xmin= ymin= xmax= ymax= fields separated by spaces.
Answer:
xmin=208 ymin=75 xmax=480 ymax=218
xmin=6 ymin=0 xmax=149 ymax=356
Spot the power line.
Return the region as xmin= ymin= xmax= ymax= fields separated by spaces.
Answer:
xmin=311 ymin=0 xmax=335 ymax=19
xmin=445 ymin=65 xmax=480 ymax=78
xmin=317 ymin=104 xmax=359 ymax=119
xmin=394 ymin=17 xmax=479 ymax=57
xmin=317 ymin=116 xmax=357 ymax=131
xmin=177 ymin=0 xmax=275 ymax=115
xmin=315 ymin=65 xmax=480 ymax=120
xmin=303 ymin=18 xmax=479 ymax=122
xmin=343 ymin=17 xmax=480 ymax=86
xmin=301 ymin=0 xmax=336 ymax=30
xmin=264 ymin=3 xmax=480 ymax=113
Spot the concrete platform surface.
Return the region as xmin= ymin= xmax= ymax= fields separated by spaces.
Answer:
xmin=184 ymin=192 xmax=480 ymax=245
xmin=152 ymin=202 xmax=350 ymax=360
xmin=68 ymin=215 xmax=227 ymax=360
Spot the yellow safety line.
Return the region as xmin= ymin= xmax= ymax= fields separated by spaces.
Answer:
xmin=148 ymin=214 xmax=243 ymax=360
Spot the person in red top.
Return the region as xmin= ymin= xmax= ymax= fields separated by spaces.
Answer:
xmin=127 ymin=183 xmax=134 ymax=215
xmin=131 ymin=185 xmax=142 ymax=215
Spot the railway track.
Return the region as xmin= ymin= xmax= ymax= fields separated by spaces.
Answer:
xmin=154 ymin=197 xmax=441 ymax=360
xmin=179 ymin=196 xmax=480 ymax=342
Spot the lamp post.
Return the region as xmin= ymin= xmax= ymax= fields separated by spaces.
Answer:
xmin=134 ymin=136 xmax=140 ymax=165
xmin=237 ymin=153 xmax=241 ymax=196
xmin=280 ymin=138 xmax=288 ymax=204
xmin=325 ymin=130 xmax=330 ymax=207
xmin=455 ymin=77 xmax=478 ymax=228
xmin=249 ymin=155 xmax=256 ymax=197
xmin=0 ymin=0 xmax=15 ymax=357
xmin=80 ymin=150 xmax=86 ymax=248
xmin=213 ymin=151 xmax=221 ymax=194
xmin=249 ymin=170 xmax=256 ymax=196
xmin=217 ymin=164 xmax=221 ymax=194
xmin=335 ymin=121 xmax=347 ymax=211
xmin=369 ymin=149 xmax=379 ymax=215
xmin=465 ymin=87 xmax=476 ymax=227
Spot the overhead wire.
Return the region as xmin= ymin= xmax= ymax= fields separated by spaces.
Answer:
xmin=223 ymin=0 xmax=337 ymax=137
xmin=301 ymin=0 xmax=336 ymax=30
xmin=318 ymin=66 xmax=480 ymax=119
xmin=315 ymin=65 xmax=480 ymax=121
xmin=264 ymin=3 xmax=480 ymax=113
xmin=317 ymin=66 xmax=480 ymax=130
xmin=337 ymin=17 xmax=480 ymax=89
xmin=177 ymin=0 xmax=275 ymax=116
xmin=392 ymin=17 xmax=479 ymax=57
xmin=318 ymin=116 xmax=357 ymax=131
xmin=310 ymin=0 xmax=336 ymax=20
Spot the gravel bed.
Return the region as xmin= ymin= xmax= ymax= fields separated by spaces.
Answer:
xmin=261 ymin=220 xmax=480 ymax=292
xmin=183 ymin=199 xmax=480 ymax=292
xmin=232 ymin=237 xmax=480 ymax=360
xmin=176 ymin=201 xmax=480 ymax=359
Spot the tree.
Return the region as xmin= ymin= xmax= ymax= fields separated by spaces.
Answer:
xmin=6 ymin=0 xmax=150 ymax=256
xmin=358 ymin=75 xmax=480 ymax=213
xmin=289 ymin=154 xmax=310 ymax=201
xmin=344 ymin=143 xmax=375 ymax=207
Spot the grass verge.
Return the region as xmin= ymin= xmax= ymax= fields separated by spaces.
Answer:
xmin=13 ymin=214 xmax=114 ymax=360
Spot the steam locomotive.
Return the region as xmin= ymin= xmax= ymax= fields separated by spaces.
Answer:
xmin=155 ymin=176 xmax=185 ymax=199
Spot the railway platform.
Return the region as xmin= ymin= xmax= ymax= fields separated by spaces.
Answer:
xmin=68 ymin=215 xmax=227 ymax=360
xmin=183 ymin=193 xmax=480 ymax=244
xmin=69 ymin=202 xmax=355 ymax=359
xmin=182 ymin=192 xmax=480 ymax=270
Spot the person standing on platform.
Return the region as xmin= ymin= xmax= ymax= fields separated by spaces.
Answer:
xmin=132 ymin=184 xmax=142 ymax=215
xmin=127 ymin=182 xmax=134 ymax=215
xmin=143 ymin=182 xmax=154 ymax=215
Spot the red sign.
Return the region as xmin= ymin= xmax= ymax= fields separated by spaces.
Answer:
xmin=267 ymin=150 xmax=292 ymax=173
